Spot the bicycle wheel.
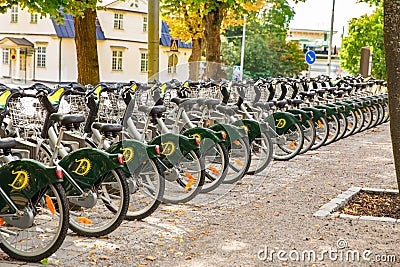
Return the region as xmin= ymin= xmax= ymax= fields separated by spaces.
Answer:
xmin=273 ymin=122 xmax=304 ymax=161
xmin=246 ymin=131 xmax=273 ymax=175
xmin=382 ymin=101 xmax=390 ymax=123
xmin=360 ymin=106 xmax=373 ymax=132
xmin=124 ymin=158 xmax=165 ymax=221
xmin=200 ymin=141 xmax=229 ymax=193
xmin=342 ymin=110 xmax=357 ymax=138
xmin=161 ymin=149 xmax=205 ymax=204
xmin=323 ymin=114 xmax=340 ymax=146
xmin=335 ymin=113 xmax=347 ymax=141
xmin=375 ymin=102 xmax=385 ymax=125
xmin=353 ymin=108 xmax=365 ymax=135
xmin=299 ymin=119 xmax=316 ymax=154
xmin=68 ymin=168 xmax=129 ymax=237
xmin=311 ymin=117 xmax=329 ymax=150
xmin=84 ymin=138 xmax=164 ymax=221
xmin=0 ymin=183 xmax=69 ymax=262
xmin=223 ymin=136 xmax=251 ymax=184
xmin=368 ymin=105 xmax=380 ymax=128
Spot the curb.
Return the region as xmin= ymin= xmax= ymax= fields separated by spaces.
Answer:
xmin=313 ymin=187 xmax=400 ymax=223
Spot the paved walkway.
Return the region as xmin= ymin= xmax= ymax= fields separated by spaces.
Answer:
xmin=0 ymin=123 xmax=398 ymax=266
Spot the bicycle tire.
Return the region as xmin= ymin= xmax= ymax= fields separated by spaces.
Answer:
xmin=0 ymin=183 xmax=69 ymax=262
xmin=246 ymin=131 xmax=273 ymax=175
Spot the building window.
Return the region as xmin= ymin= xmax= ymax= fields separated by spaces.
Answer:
xmin=2 ymin=49 xmax=10 ymax=65
xmin=168 ymin=54 xmax=178 ymax=74
xmin=30 ymin=13 xmax=38 ymax=24
xmin=113 ymin=13 xmax=123 ymax=29
xmin=112 ymin=50 xmax=123 ymax=71
xmin=10 ymin=6 xmax=18 ymax=23
xmin=140 ymin=53 xmax=148 ymax=72
xmin=37 ymin=46 xmax=46 ymax=68
xmin=143 ymin=17 xmax=148 ymax=32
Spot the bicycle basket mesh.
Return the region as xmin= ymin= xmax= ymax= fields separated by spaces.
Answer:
xmin=97 ymin=91 xmax=126 ymax=124
xmin=8 ymin=97 xmax=46 ymax=138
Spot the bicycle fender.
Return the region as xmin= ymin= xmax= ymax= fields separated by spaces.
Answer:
xmin=210 ymin=123 xmax=246 ymax=147
xmin=181 ymin=127 xmax=223 ymax=143
xmin=232 ymin=119 xmax=268 ymax=143
xmin=286 ymin=109 xmax=312 ymax=123
xmin=265 ymin=112 xmax=300 ymax=135
xmin=301 ymin=107 xmax=326 ymax=122
xmin=106 ymin=139 xmax=159 ymax=174
xmin=58 ymin=148 xmax=122 ymax=195
xmin=148 ymin=133 xmax=199 ymax=168
xmin=314 ymin=105 xmax=340 ymax=116
xmin=0 ymin=159 xmax=61 ymax=214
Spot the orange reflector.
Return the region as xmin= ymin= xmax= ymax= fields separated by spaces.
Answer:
xmin=184 ymin=173 xmax=195 ymax=191
xmin=289 ymin=141 xmax=295 ymax=149
xmin=46 ymin=195 xmax=56 ymax=215
xmin=0 ymin=218 xmax=4 ymax=226
xmin=329 ymin=134 xmax=334 ymax=138
xmin=234 ymin=159 xmax=244 ymax=167
xmin=317 ymin=120 xmax=323 ymax=128
xmin=77 ymin=217 xmax=93 ymax=225
xmin=233 ymin=140 xmax=240 ymax=146
xmin=209 ymin=166 xmax=220 ymax=175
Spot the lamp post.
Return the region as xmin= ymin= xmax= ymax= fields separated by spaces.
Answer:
xmin=239 ymin=15 xmax=247 ymax=80
xmin=327 ymin=0 xmax=335 ymax=77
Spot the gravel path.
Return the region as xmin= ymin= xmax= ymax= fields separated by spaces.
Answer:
xmin=1 ymin=123 xmax=398 ymax=266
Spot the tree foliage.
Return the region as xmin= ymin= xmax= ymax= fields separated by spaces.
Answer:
xmin=221 ymin=0 xmax=307 ymax=78
xmin=340 ymin=5 xmax=385 ymax=79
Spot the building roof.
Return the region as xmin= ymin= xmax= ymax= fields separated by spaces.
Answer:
xmin=160 ymin=21 xmax=192 ymax=49
xmin=52 ymin=13 xmax=106 ymax=40
xmin=1 ymin=37 xmax=34 ymax=47
xmin=0 ymin=37 xmax=34 ymax=47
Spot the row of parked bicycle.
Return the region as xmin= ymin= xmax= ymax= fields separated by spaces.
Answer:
xmin=0 ymin=74 xmax=388 ymax=262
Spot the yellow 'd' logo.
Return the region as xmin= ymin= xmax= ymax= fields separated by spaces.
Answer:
xmin=72 ymin=158 xmax=91 ymax=176
xmin=276 ymin=119 xmax=287 ymax=129
xmin=161 ymin=142 xmax=175 ymax=156
xmin=9 ymin=170 xmax=29 ymax=190
xmin=120 ymin=147 xmax=134 ymax=163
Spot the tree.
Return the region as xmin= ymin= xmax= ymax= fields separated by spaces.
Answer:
xmin=162 ymin=1 xmax=205 ymax=79
xmin=340 ymin=5 xmax=385 ymax=79
xmin=383 ymin=0 xmax=400 ymax=190
xmin=162 ymin=0 xmax=266 ymax=78
xmin=74 ymin=8 xmax=100 ymax=85
xmin=221 ymin=0 xmax=307 ymax=78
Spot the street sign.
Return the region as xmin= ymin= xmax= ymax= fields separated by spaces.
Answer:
xmin=170 ymin=39 xmax=179 ymax=52
xmin=233 ymin=65 xmax=242 ymax=81
xmin=305 ymin=50 xmax=316 ymax=65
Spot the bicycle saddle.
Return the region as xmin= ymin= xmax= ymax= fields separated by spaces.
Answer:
xmin=0 ymin=138 xmax=16 ymax=149
xmin=92 ymin=123 xmax=122 ymax=133
xmin=138 ymin=105 xmax=167 ymax=115
xmin=49 ymin=113 xmax=85 ymax=125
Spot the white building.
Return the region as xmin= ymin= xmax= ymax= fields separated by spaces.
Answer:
xmin=0 ymin=0 xmax=192 ymax=84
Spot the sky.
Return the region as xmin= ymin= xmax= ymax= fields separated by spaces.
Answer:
xmin=289 ymin=0 xmax=375 ymax=34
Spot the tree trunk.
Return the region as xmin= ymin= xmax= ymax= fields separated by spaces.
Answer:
xmin=188 ymin=38 xmax=203 ymax=80
xmin=74 ymin=9 xmax=100 ymax=85
xmin=383 ymin=0 xmax=400 ymax=190
xmin=203 ymin=3 xmax=227 ymax=79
